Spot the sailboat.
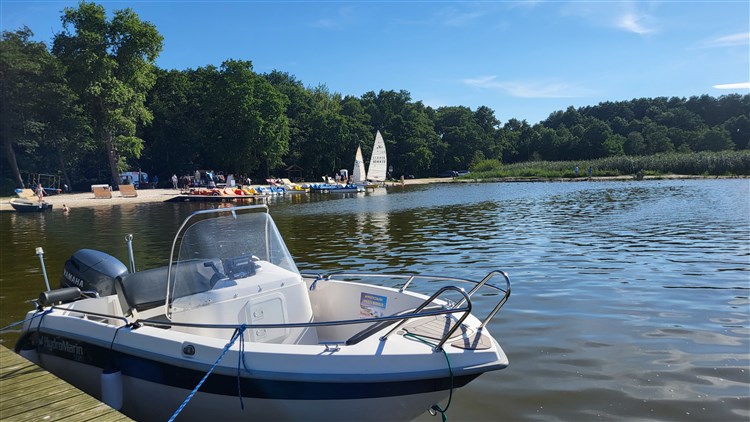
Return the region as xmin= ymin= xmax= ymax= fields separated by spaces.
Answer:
xmin=366 ymin=130 xmax=388 ymax=184
xmin=352 ymin=145 xmax=366 ymax=184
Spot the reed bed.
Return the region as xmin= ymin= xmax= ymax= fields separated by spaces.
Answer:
xmin=467 ymin=151 xmax=750 ymax=179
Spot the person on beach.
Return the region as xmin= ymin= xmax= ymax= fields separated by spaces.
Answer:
xmin=588 ymin=166 xmax=593 ymax=179
xmin=574 ymin=166 xmax=579 ymax=177
xmin=35 ymin=183 xmax=44 ymax=204
xmin=171 ymin=174 xmax=178 ymax=189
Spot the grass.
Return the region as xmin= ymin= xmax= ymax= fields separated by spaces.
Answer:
xmin=466 ymin=151 xmax=750 ymax=179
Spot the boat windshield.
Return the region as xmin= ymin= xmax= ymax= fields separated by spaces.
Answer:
xmin=166 ymin=205 xmax=299 ymax=317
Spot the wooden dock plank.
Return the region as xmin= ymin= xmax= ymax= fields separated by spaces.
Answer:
xmin=0 ymin=367 xmax=59 ymax=394
xmin=14 ymin=396 xmax=113 ymax=422
xmin=0 ymin=346 xmax=132 ymax=421
xmin=3 ymin=391 xmax=97 ymax=420
xmin=0 ymin=382 xmax=64 ymax=410
xmin=56 ymin=404 xmax=134 ymax=422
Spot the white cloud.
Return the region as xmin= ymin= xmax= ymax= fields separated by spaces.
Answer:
xmin=713 ymin=82 xmax=750 ymax=90
xmin=463 ymin=75 xmax=584 ymax=98
xmin=561 ymin=1 xmax=658 ymax=35
xmin=700 ymin=32 xmax=750 ymax=48
xmin=617 ymin=11 xmax=656 ymax=35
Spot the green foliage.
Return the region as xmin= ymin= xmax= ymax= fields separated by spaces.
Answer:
xmin=52 ymin=1 xmax=163 ymax=185
xmin=1 ymin=26 xmax=85 ymax=189
xmin=469 ymin=151 xmax=750 ymax=179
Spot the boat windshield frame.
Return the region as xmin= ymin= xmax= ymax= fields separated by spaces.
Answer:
xmin=165 ymin=204 xmax=299 ymax=319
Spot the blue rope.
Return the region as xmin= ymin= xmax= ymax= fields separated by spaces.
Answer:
xmin=0 ymin=309 xmax=51 ymax=334
xmin=309 ymin=275 xmax=325 ymax=291
xmin=236 ymin=326 xmax=247 ymax=410
xmin=403 ymin=332 xmax=455 ymax=422
xmin=169 ymin=325 xmax=247 ymax=422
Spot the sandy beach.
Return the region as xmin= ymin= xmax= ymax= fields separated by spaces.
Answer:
xmin=0 ymin=178 xmax=455 ymax=213
xmin=0 ymin=187 xmax=184 ymax=212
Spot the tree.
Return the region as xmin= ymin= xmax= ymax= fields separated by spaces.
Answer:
xmin=602 ymin=134 xmax=626 ymax=156
xmin=580 ymin=118 xmax=613 ymax=158
xmin=265 ymin=71 xmax=316 ymax=176
xmin=141 ymin=69 xmax=206 ymax=176
xmin=52 ymin=1 xmax=163 ymax=186
xmin=435 ymin=106 xmax=483 ymax=169
xmin=1 ymin=27 xmax=83 ymax=189
xmin=624 ymin=131 xmax=645 ymax=155
xmin=204 ymin=60 xmax=289 ymax=178
xmin=723 ymin=115 xmax=750 ymax=150
xmin=699 ymin=128 xmax=734 ymax=152
xmin=643 ymin=123 xmax=674 ymax=154
xmin=1 ymin=27 xmax=49 ymax=188
xmin=360 ymin=90 xmax=439 ymax=176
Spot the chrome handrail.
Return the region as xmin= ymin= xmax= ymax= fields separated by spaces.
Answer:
xmin=478 ymin=271 xmax=511 ymax=329
xmin=301 ymin=270 xmax=511 ymax=330
xmin=378 ymin=285 xmax=472 ymax=352
xmin=452 ymin=270 xmax=511 ymax=329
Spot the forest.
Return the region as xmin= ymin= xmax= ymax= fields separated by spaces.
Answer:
xmin=2 ymin=2 xmax=749 ymax=192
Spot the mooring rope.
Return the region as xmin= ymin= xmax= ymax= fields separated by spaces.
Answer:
xmin=235 ymin=326 xmax=249 ymax=410
xmin=403 ymin=332 xmax=455 ymax=422
xmin=0 ymin=309 xmax=52 ymax=334
xmin=169 ymin=324 xmax=247 ymax=422
xmin=309 ymin=275 xmax=326 ymax=291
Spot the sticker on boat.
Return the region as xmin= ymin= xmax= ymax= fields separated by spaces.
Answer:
xmin=360 ymin=292 xmax=387 ymax=318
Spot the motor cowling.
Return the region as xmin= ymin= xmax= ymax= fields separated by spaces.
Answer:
xmin=60 ymin=249 xmax=128 ymax=296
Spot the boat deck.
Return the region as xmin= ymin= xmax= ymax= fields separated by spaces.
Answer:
xmin=0 ymin=346 xmax=133 ymax=421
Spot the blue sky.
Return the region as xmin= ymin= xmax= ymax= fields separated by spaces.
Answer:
xmin=2 ymin=1 xmax=749 ymax=124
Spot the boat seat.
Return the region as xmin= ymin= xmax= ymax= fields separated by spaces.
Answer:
xmin=115 ymin=260 xmax=216 ymax=314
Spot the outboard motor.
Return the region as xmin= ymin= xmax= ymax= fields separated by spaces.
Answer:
xmin=60 ymin=249 xmax=129 ymax=296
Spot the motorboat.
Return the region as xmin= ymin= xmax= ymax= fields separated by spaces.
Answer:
xmin=9 ymin=198 xmax=53 ymax=212
xmin=14 ymin=205 xmax=511 ymax=421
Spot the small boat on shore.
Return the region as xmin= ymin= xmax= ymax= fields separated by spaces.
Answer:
xmin=9 ymin=198 xmax=53 ymax=212
xmin=14 ymin=205 xmax=511 ymax=421
xmin=309 ymin=183 xmax=365 ymax=193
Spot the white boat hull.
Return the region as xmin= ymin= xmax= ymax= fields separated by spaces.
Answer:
xmin=25 ymin=306 xmax=501 ymax=421
xmin=36 ymin=353 xmax=456 ymax=421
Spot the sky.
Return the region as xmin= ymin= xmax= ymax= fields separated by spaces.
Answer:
xmin=2 ymin=1 xmax=749 ymax=124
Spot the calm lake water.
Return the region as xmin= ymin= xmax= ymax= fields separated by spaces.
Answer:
xmin=1 ymin=179 xmax=748 ymax=421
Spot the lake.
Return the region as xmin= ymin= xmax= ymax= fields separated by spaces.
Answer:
xmin=1 ymin=179 xmax=748 ymax=421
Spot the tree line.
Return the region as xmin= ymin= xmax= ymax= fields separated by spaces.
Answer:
xmin=2 ymin=2 xmax=749 ymax=192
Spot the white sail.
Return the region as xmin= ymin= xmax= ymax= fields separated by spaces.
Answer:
xmin=352 ymin=145 xmax=366 ymax=183
xmin=366 ymin=130 xmax=388 ymax=182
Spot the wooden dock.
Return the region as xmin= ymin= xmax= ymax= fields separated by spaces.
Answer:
xmin=0 ymin=345 xmax=132 ymax=421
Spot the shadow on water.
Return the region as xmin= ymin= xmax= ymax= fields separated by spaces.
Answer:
xmin=1 ymin=179 xmax=748 ymax=421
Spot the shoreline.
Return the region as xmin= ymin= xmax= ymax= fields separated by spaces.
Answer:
xmin=0 ymin=174 xmax=744 ymax=213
